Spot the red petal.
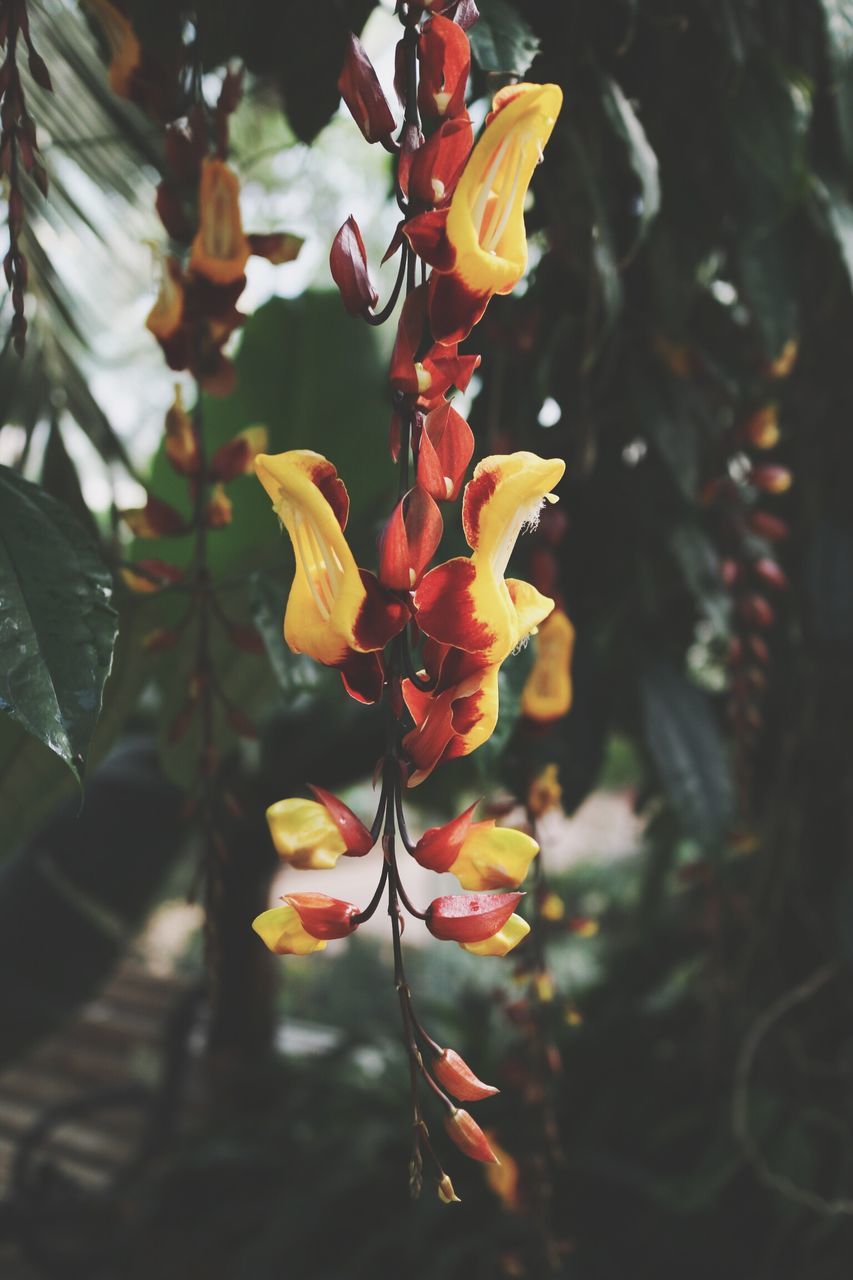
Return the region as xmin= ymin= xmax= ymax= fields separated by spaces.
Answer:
xmin=403 ymin=208 xmax=455 ymax=271
xmin=379 ymin=486 xmax=444 ymax=590
xmin=426 ymin=891 xmax=523 ymax=942
xmin=389 ymin=285 xmax=429 ymax=394
xmin=308 ymin=784 xmax=374 ymax=856
xmin=339 ymin=649 xmax=385 ymax=704
xmin=285 ymin=892 xmax=359 ymax=940
xmin=351 ymin=570 xmax=409 ymax=650
xmin=417 ymin=402 xmax=474 ymax=501
xmin=338 ymin=33 xmax=396 ymax=144
xmin=210 ymin=435 xmax=252 ymax=482
xmin=248 ymin=232 xmax=303 ymax=264
xmin=414 ymin=557 xmax=497 ymax=653
xmin=409 ymin=115 xmax=473 ymax=206
xmin=428 ymin=269 xmax=492 ymax=345
xmin=330 ymin=216 xmax=378 ymax=316
xmin=417 ymin=14 xmax=470 ymax=120
xmin=413 ymin=800 xmax=478 ymax=872
xmin=433 ymin=1048 xmax=499 ymax=1101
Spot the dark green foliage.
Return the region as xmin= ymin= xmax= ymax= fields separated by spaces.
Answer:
xmin=0 ymin=466 xmax=117 ymax=780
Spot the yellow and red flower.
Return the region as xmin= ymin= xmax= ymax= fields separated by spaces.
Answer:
xmin=266 ymin=786 xmax=374 ymax=870
xmin=413 ymin=801 xmax=539 ymax=890
xmin=189 ymin=157 xmax=251 ymax=286
xmin=254 ymin=450 xmax=407 ymax=702
xmin=253 ymin=892 xmax=360 ymax=955
xmin=405 ymin=82 xmax=563 ymax=343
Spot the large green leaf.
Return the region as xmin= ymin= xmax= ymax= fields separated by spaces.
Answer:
xmin=470 ymin=0 xmax=541 ymax=77
xmin=599 ymin=72 xmax=661 ymax=261
xmin=639 ymin=658 xmax=733 ymax=850
xmin=0 ymin=467 xmax=118 ymax=781
xmin=818 ymin=0 xmax=853 ymax=168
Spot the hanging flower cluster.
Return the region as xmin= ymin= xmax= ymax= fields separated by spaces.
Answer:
xmin=701 ymin=346 xmax=796 ymax=798
xmin=90 ymin=11 xmax=302 ymax=860
xmin=252 ymin=1 xmax=565 ymax=1200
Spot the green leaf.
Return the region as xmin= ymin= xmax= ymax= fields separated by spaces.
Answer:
xmin=812 ymin=175 xmax=853 ymax=292
xmin=469 ymin=0 xmax=541 ymax=77
xmin=639 ymin=658 xmax=733 ymax=850
xmin=670 ymin=524 xmax=731 ymax=639
xmin=818 ymin=0 xmax=853 ymax=167
xmin=0 ymin=467 xmax=118 ymax=780
xmin=599 ymin=73 xmax=661 ymax=261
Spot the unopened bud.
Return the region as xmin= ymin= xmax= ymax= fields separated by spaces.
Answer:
xmin=437 ymin=1174 xmax=461 ymax=1204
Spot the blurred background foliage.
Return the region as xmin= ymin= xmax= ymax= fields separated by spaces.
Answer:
xmin=2 ymin=0 xmax=853 ymax=1276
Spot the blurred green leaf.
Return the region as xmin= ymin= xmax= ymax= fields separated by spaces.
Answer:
xmin=639 ymin=658 xmax=733 ymax=849
xmin=0 ymin=467 xmax=118 ymax=781
xmin=470 ymin=0 xmax=541 ymax=77
xmin=599 ymin=72 xmax=661 ymax=261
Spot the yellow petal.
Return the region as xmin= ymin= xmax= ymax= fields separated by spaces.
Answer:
xmin=265 ymin=797 xmax=347 ymax=870
xmin=520 ymin=607 xmax=575 ymax=722
xmin=189 ymin=158 xmax=251 ymax=285
xmin=450 ymin=822 xmax=539 ymax=890
xmin=252 ymin=906 xmax=327 ymax=955
xmin=446 ymin=84 xmax=563 ymax=298
xmin=461 ymin=913 xmax=530 ymax=956
xmin=254 ymin=450 xmax=367 ymax=666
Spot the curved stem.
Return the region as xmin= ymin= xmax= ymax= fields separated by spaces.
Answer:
xmin=363 ymin=243 xmax=409 ymax=327
xmin=353 ymin=859 xmax=389 ymax=926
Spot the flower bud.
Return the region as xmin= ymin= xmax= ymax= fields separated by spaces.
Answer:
xmin=189 ymin=158 xmax=250 ymax=285
xmin=753 ymin=557 xmax=788 ymax=591
xmin=433 ymin=1048 xmax=499 ymax=1101
xmin=122 ymin=496 xmax=187 ymax=539
xmin=338 ymin=33 xmax=396 ymax=145
xmin=253 ymin=905 xmax=328 ymax=956
xmin=527 ymin=764 xmax=562 ymax=818
xmin=752 ymin=464 xmax=792 ymax=494
xmin=765 ymin=338 xmax=798 ymax=379
xmin=120 ymin=558 xmax=183 ymax=594
xmin=426 ymin=891 xmax=523 ymax=943
xmin=164 ymin=386 xmax=199 ymax=476
xmin=437 ymin=1173 xmax=461 ymax=1204
xmin=210 ymin=426 xmax=269 ymax=481
xmin=520 ymin=607 xmax=574 ymax=723
xmin=283 ymin=892 xmax=360 ymax=940
xmin=748 ymin=510 xmax=789 ymax=541
xmin=742 ymin=405 xmax=780 ymax=450
xmin=206 ymin=484 xmax=233 ymax=528
xmin=409 ymin=115 xmax=473 ymax=206
xmin=330 ymin=216 xmax=379 ymax=316
xmin=444 ymin=1108 xmax=500 ymax=1164
xmin=739 ymin=594 xmax=775 ymax=628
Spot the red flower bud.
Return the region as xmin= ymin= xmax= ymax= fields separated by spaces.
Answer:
xmin=418 ymin=15 xmax=470 ymax=120
xmin=414 ymin=800 xmax=478 ymax=872
xmin=284 ymin=892 xmax=360 ymax=940
xmin=748 ymin=510 xmax=789 ymax=541
xmin=379 ymin=486 xmax=444 ymax=590
xmin=210 ymin=427 xmax=268 ymax=481
xmin=739 ymin=594 xmax=775 ymax=628
xmin=748 ymin=634 xmax=770 ymax=663
xmin=389 ymin=286 xmax=429 ymax=394
xmin=330 ymin=216 xmax=379 ymax=316
xmin=720 ymin=558 xmax=740 ymax=587
xmin=307 ymin=784 xmax=374 ymax=856
xmin=433 ymin=1048 xmax=499 ymax=1101
xmin=752 ymin=464 xmax=792 ymax=494
xmin=426 ymin=891 xmax=523 ymax=943
xmin=444 ymin=1108 xmax=500 ymax=1164
xmin=753 ymin=557 xmax=787 ymax=591
xmin=416 ymin=402 xmax=474 ymax=501
xmin=122 ymin=496 xmax=187 ymax=539
xmin=338 ymin=33 xmax=396 ymax=145
xmin=742 ymin=405 xmax=780 ymax=450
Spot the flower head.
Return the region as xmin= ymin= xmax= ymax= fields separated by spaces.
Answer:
xmin=190 ymin=158 xmax=250 ymax=285
xmin=405 ymin=83 xmax=563 ymax=343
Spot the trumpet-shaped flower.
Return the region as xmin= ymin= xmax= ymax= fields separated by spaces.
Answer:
xmin=413 ymin=801 xmax=539 ymax=889
xmin=255 ymin=450 xmax=407 ymax=701
xmin=253 ymin=904 xmax=328 ymax=955
xmin=404 ymin=83 xmax=563 ymax=343
xmin=266 ymin=798 xmax=348 ymax=869
xmin=190 ymin=158 xmax=251 ymax=285
xmin=520 ymin=606 xmax=575 ymax=722
xmin=414 ymin=452 xmax=565 ymax=665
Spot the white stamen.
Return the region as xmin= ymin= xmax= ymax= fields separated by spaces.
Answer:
xmin=291 ymin=513 xmax=331 ymax=622
xmin=471 ymin=134 xmax=511 ymax=244
xmin=483 ymin=138 xmax=525 ymax=254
